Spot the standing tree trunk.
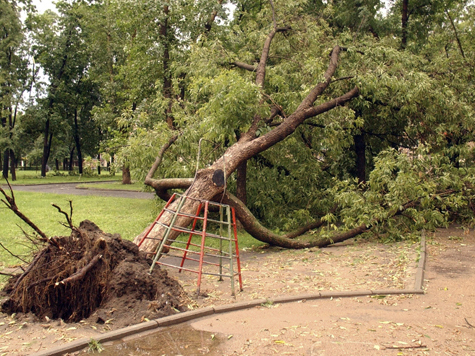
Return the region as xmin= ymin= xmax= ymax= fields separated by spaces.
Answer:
xmin=9 ymin=149 xmax=16 ymax=181
xmin=41 ymin=119 xmax=53 ymax=177
xmin=73 ymin=108 xmax=83 ymax=174
xmin=401 ymin=0 xmax=409 ymax=49
xmin=68 ymin=146 xmax=75 ymax=171
xmin=122 ymin=166 xmax=131 ymax=184
xmin=354 ymin=133 xmax=366 ymax=184
xmin=2 ymin=150 xmax=8 ymax=180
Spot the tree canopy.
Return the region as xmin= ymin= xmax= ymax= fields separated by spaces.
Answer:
xmin=5 ymin=0 xmax=475 ymax=247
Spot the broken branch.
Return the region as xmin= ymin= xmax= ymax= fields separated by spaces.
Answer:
xmin=0 ymin=181 xmax=48 ymax=241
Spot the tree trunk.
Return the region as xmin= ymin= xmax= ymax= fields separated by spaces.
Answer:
xmin=236 ymin=160 xmax=247 ymax=206
xmin=354 ymin=133 xmax=366 ymax=184
xmin=73 ymin=108 xmax=83 ymax=175
xmin=9 ymin=149 xmax=16 ymax=181
xmin=97 ymin=154 xmax=101 ymax=175
xmin=41 ymin=119 xmax=52 ymax=177
xmin=2 ymin=150 xmax=8 ymax=180
xmin=122 ymin=166 xmax=131 ymax=184
xmin=401 ymin=0 xmax=409 ymax=49
xmin=69 ymin=146 xmax=75 ymax=171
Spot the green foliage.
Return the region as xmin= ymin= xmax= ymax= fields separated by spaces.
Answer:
xmin=87 ymin=338 xmax=104 ymax=353
xmin=328 ymin=145 xmax=475 ymax=241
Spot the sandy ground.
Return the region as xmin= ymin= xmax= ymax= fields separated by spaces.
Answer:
xmin=189 ymin=227 xmax=475 ymax=356
xmin=1 ymin=226 xmax=474 ymax=355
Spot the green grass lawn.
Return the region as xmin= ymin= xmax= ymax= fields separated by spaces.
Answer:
xmin=0 ymin=191 xmax=264 ymax=272
xmin=1 ymin=170 xmax=121 ymax=185
xmin=0 ymin=191 xmax=159 ymax=269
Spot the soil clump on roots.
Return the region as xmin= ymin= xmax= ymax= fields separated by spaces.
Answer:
xmin=1 ymin=220 xmax=187 ymax=328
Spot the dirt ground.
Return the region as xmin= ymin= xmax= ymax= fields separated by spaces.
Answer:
xmin=189 ymin=227 xmax=475 ymax=356
xmin=1 ymin=226 xmax=474 ymax=355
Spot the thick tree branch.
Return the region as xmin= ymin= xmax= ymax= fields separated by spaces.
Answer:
xmin=297 ymin=45 xmax=342 ymax=111
xmin=145 ymin=134 xmax=179 ymax=183
xmin=222 ymin=192 xmax=367 ymax=248
xmin=232 ymin=61 xmax=257 ymax=72
xmin=255 ymin=26 xmax=291 ymax=87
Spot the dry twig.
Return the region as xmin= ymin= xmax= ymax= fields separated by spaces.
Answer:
xmin=0 ymin=241 xmax=28 ymax=264
xmin=382 ymin=344 xmax=427 ymax=350
xmin=51 ymin=200 xmax=74 ymax=230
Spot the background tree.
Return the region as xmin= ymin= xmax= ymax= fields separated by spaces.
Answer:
xmin=0 ymin=0 xmax=32 ymax=180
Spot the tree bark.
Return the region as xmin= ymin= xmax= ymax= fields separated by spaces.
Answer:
xmin=41 ymin=120 xmax=53 ymax=177
xmin=236 ymin=160 xmax=247 ymax=206
xmin=73 ymin=108 xmax=83 ymax=174
xmin=122 ymin=166 xmax=131 ymax=184
xmin=9 ymin=149 xmax=16 ymax=181
xmin=2 ymin=150 xmax=8 ymax=180
xmin=68 ymin=146 xmax=75 ymax=171
xmin=354 ymin=133 xmax=366 ymax=184
xmin=401 ymin=0 xmax=409 ymax=49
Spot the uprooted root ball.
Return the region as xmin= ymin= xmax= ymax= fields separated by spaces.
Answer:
xmin=1 ymin=220 xmax=187 ymax=324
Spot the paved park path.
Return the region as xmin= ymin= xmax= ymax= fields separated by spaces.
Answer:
xmin=2 ymin=182 xmax=155 ymax=199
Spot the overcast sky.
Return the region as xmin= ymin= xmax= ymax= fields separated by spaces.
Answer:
xmin=33 ymin=0 xmax=56 ymax=13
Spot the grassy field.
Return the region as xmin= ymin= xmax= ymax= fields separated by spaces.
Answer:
xmin=1 ymin=170 xmax=121 ymax=185
xmin=0 ymin=191 xmax=264 ymax=273
xmin=0 ymin=191 xmax=159 ymax=269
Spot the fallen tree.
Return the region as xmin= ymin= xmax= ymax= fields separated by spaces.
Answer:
xmin=133 ymin=10 xmax=360 ymax=252
xmin=132 ymin=1 xmax=475 ymax=252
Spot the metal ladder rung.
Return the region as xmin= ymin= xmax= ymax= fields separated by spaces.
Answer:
xmin=163 ymin=208 xmax=204 ymax=220
xmin=156 ymin=222 xmax=232 ymax=240
xmin=162 ymin=208 xmax=232 ymax=226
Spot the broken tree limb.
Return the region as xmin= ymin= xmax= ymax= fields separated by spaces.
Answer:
xmin=382 ymin=344 xmax=427 ymax=350
xmin=222 ymin=191 xmax=369 ymax=248
xmin=55 ymin=254 xmax=103 ymax=286
xmin=0 ymin=182 xmax=48 ymax=241
xmin=232 ymin=61 xmax=257 ymax=72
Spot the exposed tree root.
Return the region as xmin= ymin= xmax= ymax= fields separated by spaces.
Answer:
xmin=2 ymin=221 xmax=187 ymax=323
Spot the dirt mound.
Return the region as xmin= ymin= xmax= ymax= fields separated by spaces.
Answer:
xmin=1 ymin=220 xmax=187 ymax=327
